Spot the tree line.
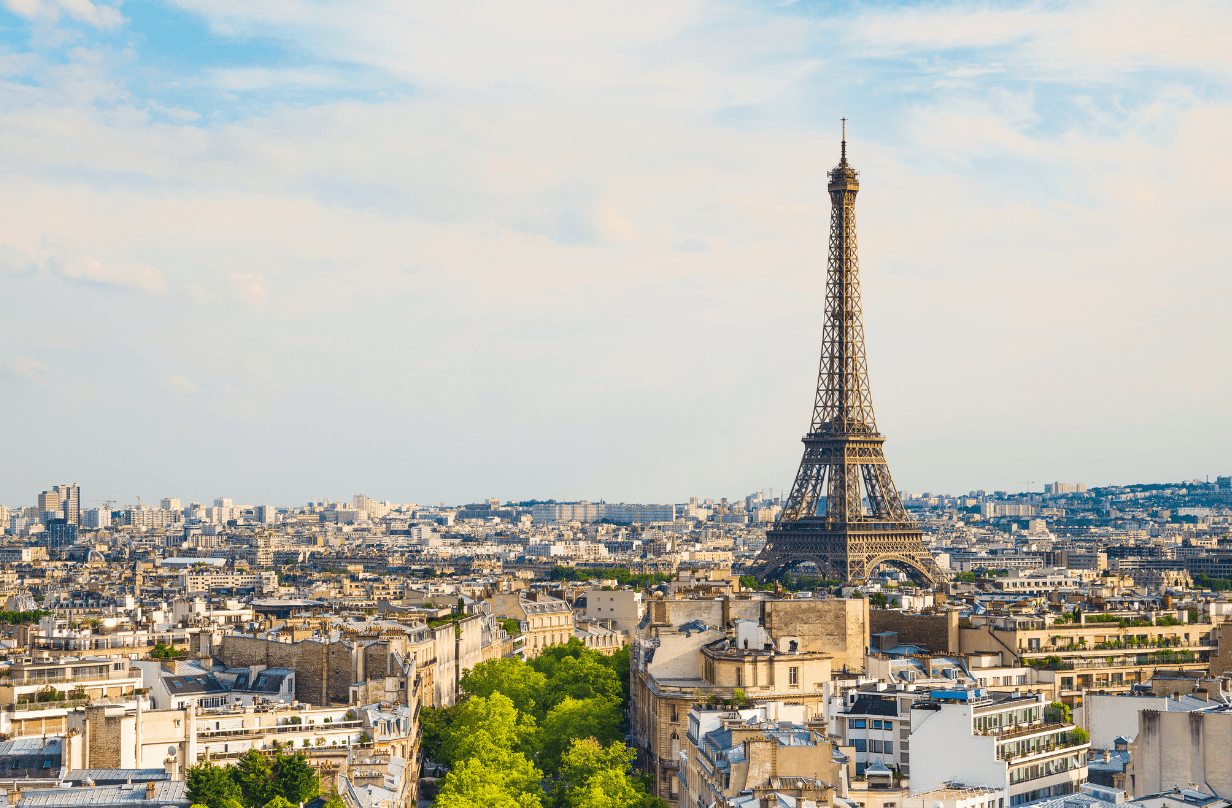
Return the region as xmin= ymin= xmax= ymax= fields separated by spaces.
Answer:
xmin=424 ymin=638 xmax=665 ymax=808
xmin=0 ymin=610 xmax=46 ymax=624
xmin=187 ymin=748 xmax=336 ymax=808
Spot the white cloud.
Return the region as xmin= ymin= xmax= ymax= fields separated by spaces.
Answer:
xmin=2 ymin=0 xmax=123 ymax=29
xmin=188 ymin=282 xmax=220 ymax=304
xmin=11 ymin=355 xmax=48 ymax=379
xmin=41 ymin=237 xmax=165 ymax=293
xmin=166 ymin=374 xmax=199 ymax=394
xmin=231 ymin=272 xmax=269 ymax=305
xmin=0 ymin=243 xmax=37 ymax=274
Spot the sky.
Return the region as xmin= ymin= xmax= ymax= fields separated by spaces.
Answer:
xmin=1 ymin=0 xmax=1230 ymax=508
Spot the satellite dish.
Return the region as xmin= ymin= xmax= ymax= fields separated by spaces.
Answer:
xmin=167 ymin=746 xmax=178 ymax=757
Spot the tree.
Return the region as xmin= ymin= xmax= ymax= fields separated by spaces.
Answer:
xmin=434 ymin=749 xmax=545 ymax=808
xmin=421 ymin=703 xmax=463 ymax=763
xmin=231 ymin=750 xmax=278 ymax=808
xmin=540 ymin=697 xmax=624 ymax=773
xmin=187 ymin=762 xmax=244 ymax=808
xmin=273 ymin=752 xmax=320 ymax=804
xmin=1045 ymin=702 xmax=1071 ymax=724
xmin=461 ymin=658 xmax=549 ymax=717
xmin=151 ymin=642 xmax=185 ymax=659
xmin=603 ymin=646 xmax=632 ymax=707
xmin=570 ymin=769 xmax=646 ymax=808
xmin=551 ymin=739 xmax=663 ymax=808
xmin=442 ymin=693 xmax=539 ymax=764
xmin=544 ymin=655 xmax=623 ymax=712
xmin=262 ymin=799 xmax=295 ymax=808
xmin=1068 ymin=728 xmax=1090 ymax=746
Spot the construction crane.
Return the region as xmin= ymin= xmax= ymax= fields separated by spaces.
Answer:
xmin=1018 ymin=481 xmax=1035 ymax=493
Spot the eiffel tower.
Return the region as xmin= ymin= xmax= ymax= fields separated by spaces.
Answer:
xmin=751 ymin=123 xmax=945 ymax=585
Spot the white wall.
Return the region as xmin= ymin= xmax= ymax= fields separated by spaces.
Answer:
xmin=1083 ymin=694 xmax=1167 ymax=749
xmin=909 ymin=703 xmax=1005 ymax=793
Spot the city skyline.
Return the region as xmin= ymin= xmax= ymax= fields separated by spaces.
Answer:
xmin=2 ymin=1 xmax=1230 ymax=503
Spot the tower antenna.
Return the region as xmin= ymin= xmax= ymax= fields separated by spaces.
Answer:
xmin=841 ymin=117 xmax=847 ymax=161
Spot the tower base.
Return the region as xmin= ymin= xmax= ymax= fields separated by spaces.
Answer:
xmin=750 ymin=520 xmax=944 ymax=585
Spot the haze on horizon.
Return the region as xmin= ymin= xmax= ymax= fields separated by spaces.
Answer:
xmin=1 ymin=0 xmax=1230 ymax=507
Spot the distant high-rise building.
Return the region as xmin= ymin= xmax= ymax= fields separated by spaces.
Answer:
xmin=161 ymin=498 xmax=181 ymax=511
xmin=1044 ymin=482 xmax=1086 ymax=495
xmin=45 ymin=517 xmax=77 ymax=551
xmin=82 ymin=508 xmax=111 ymax=529
xmin=37 ymin=489 xmax=60 ymax=516
xmin=214 ymin=497 xmax=233 ymax=508
xmin=54 ymin=483 xmax=80 ymax=526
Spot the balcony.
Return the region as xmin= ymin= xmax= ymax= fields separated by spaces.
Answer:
xmin=1023 ymin=651 xmax=1204 ymax=671
xmin=983 ymin=721 xmax=1066 ymax=742
xmin=996 ymin=734 xmax=1088 ymax=762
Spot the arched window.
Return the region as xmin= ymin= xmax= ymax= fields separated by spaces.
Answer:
xmin=670 ymin=731 xmax=680 ymax=758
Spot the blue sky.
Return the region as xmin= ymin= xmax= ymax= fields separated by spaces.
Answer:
xmin=1 ymin=0 xmax=1230 ymax=507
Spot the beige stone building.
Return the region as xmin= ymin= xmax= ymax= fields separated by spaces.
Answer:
xmin=959 ymin=612 xmax=1213 ymax=709
xmin=632 ymin=595 xmax=866 ymax=806
xmin=487 ymin=591 xmax=574 ymax=657
xmin=1125 ymin=707 xmax=1232 ymax=798
xmin=680 ymin=702 xmax=851 ymax=808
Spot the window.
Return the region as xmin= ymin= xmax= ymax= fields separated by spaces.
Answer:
xmin=872 ymin=720 xmax=883 ymax=729
xmin=670 ymin=705 xmax=678 ymax=723
xmin=735 ymin=668 xmax=742 ymax=687
xmin=788 ymin=667 xmax=798 ymax=686
xmin=850 ymin=719 xmax=866 ymax=728
xmin=872 ymin=740 xmax=882 ymax=753
xmin=854 ymin=739 xmax=866 ymax=752
xmin=113 ymin=663 xmax=124 ymax=671
xmin=884 ymin=741 xmax=893 ymax=754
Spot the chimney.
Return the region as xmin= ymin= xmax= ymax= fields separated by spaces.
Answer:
xmin=145 ymin=782 xmax=156 ymax=800
xmin=1103 ymin=750 xmax=1111 ymax=763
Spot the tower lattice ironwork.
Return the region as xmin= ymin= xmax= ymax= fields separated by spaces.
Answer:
xmin=751 ymin=125 xmax=945 ymax=585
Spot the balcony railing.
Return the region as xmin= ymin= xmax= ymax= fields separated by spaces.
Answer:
xmin=981 ymin=721 xmax=1065 ymax=741
xmin=1023 ymin=652 xmax=1202 ymax=670
xmin=196 ymin=720 xmax=363 ymax=739
xmin=996 ymin=736 xmax=1087 ymax=761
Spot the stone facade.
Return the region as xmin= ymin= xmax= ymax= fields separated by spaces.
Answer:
xmin=868 ymin=609 xmax=960 ymax=654
xmin=1127 ymin=708 xmax=1232 ymax=799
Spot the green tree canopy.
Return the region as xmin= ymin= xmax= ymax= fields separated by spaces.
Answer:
xmin=442 ymin=692 xmax=539 ymax=764
xmin=461 ymin=658 xmax=549 ymax=716
xmin=543 ymin=655 xmax=623 ymax=712
xmin=551 ymin=738 xmax=663 ymax=808
xmin=273 ymin=752 xmax=320 ymax=804
xmin=540 ymin=696 xmax=624 ymax=773
xmin=187 ymin=762 xmax=244 ymax=808
xmin=421 ymin=703 xmax=463 ymax=763
xmin=231 ymin=750 xmax=278 ymax=808
xmin=434 ymin=749 xmax=545 ymax=808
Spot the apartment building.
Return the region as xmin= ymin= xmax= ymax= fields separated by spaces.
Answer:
xmin=960 ymin=613 xmax=1211 ymax=709
xmin=0 ymin=657 xmax=144 ymax=706
xmin=632 ymin=596 xmax=866 ymax=807
xmin=1125 ymin=706 xmax=1232 ymax=799
xmin=679 ymin=702 xmax=849 ymax=808
xmin=488 ymin=591 xmax=575 ymax=657
xmin=181 ymin=568 xmax=278 ymax=595
xmin=910 ymin=688 xmax=1090 ymax=807
xmin=583 ymin=587 xmax=644 ymax=634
